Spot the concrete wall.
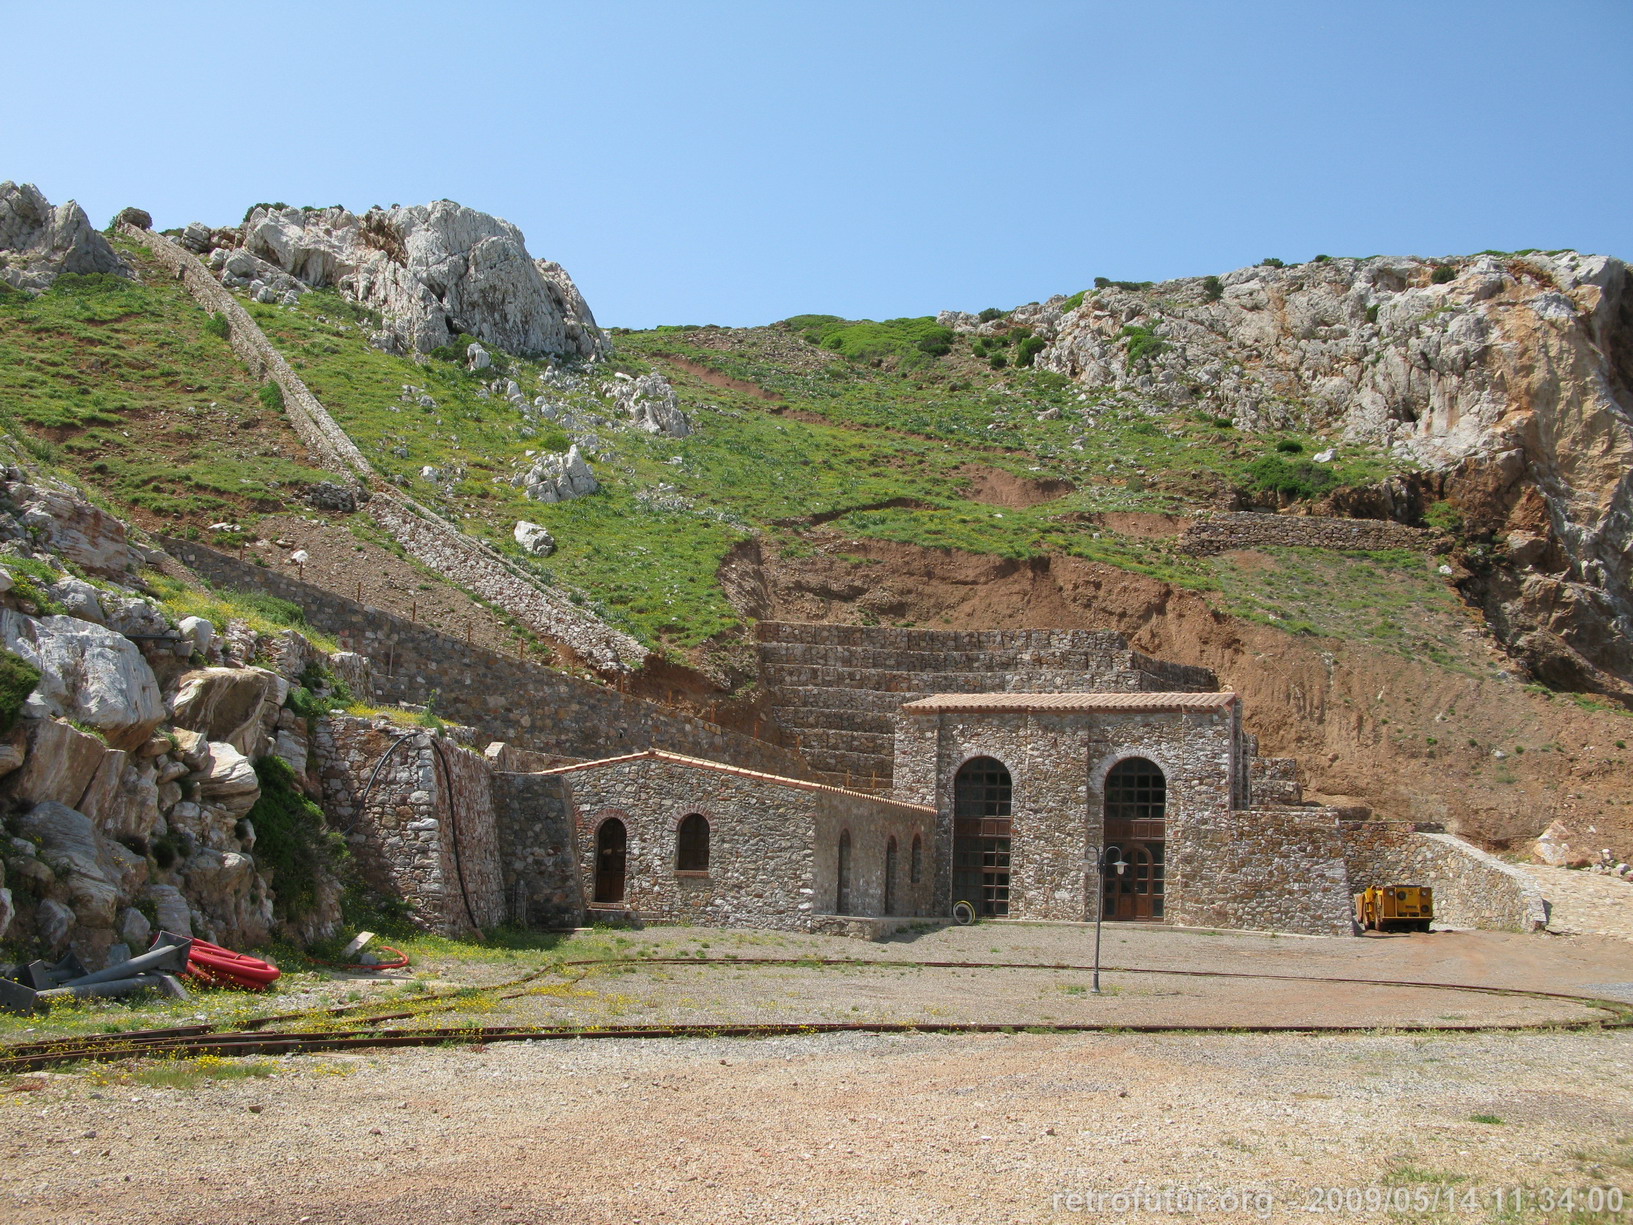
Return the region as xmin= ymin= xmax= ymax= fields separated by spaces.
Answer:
xmin=545 ymin=752 xmax=935 ymax=929
xmin=165 ymin=539 xmax=811 ymax=779
xmin=1343 ymin=824 xmax=1549 ymax=931
xmin=312 ymin=715 xmax=505 ymax=935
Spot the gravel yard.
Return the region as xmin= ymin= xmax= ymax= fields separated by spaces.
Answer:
xmin=7 ymin=889 xmax=1633 ymax=1224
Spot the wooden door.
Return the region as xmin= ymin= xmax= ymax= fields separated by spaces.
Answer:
xmin=594 ymin=819 xmax=627 ymax=904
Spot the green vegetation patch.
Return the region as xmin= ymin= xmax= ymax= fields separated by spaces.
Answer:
xmin=784 ymin=314 xmax=955 ymax=368
xmin=0 ymin=649 xmax=41 ymax=732
xmin=246 ymin=756 xmax=348 ymax=925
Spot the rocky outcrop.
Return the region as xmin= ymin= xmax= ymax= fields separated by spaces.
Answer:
xmin=1027 ymin=253 xmax=1633 ymax=701
xmin=213 ymin=201 xmax=606 ymax=360
xmin=608 ymin=372 xmax=691 ymax=437
xmin=513 ymin=444 xmax=600 ymax=503
xmin=0 ymin=182 xmax=129 ymax=292
xmin=513 ymin=521 xmax=556 ymax=557
xmin=0 ymin=611 xmax=165 ymax=750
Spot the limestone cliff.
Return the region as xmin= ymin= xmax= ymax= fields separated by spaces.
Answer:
xmin=0 ymin=182 xmax=129 ymax=292
xmin=191 ymin=200 xmax=607 ymax=361
xmin=973 ymin=254 xmax=1633 ymax=700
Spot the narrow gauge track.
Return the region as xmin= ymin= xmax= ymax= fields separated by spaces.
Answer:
xmin=2 ymin=956 xmax=1626 ymax=1074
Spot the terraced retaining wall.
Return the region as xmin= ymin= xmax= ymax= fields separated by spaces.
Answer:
xmin=1177 ymin=512 xmax=1431 ymax=557
xmin=167 ymin=540 xmax=811 ymax=779
xmin=758 ymin=622 xmax=1218 ymax=789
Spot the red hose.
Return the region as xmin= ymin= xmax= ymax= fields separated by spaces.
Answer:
xmin=303 ymin=945 xmax=410 ymax=972
xmin=157 ymin=936 xmax=283 ymax=992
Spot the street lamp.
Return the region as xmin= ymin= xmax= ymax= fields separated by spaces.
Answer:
xmin=1085 ymin=842 xmax=1128 ymax=994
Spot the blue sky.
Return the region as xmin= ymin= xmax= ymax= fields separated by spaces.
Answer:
xmin=6 ymin=1 xmax=1629 ymax=328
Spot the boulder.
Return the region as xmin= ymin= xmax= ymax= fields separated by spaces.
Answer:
xmin=76 ymin=750 xmax=161 ymax=842
xmin=180 ymin=221 xmax=214 ymax=253
xmin=177 ymin=616 xmax=214 ymax=655
xmin=113 ymin=207 xmax=152 ymax=231
xmin=0 ymin=182 xmax=131 ymax=292
xmin=14 ymin=802 xmax=124 ymax=929
xmin=116 ymin=905 xmax=151 ymax=949
xmin=0 ymin=610 xmax=165 ymax=749
xmin=304 ymin=481 xmax=361 ymax=513
xmin=611 ymin=372 xmax=691 ymax=437
xmin=467 ymin=343 xmax=492 ymax=371
xmin=192 ymin=740 xmax=260 ymax=818
xmin=10 ymin=717 xmax=107 ymax=808
xmin=513 ymin=444 xmax=599 ymax=503
xmin=0 ymin=725 xmax=25 ymax=778
xmin=143 ymin=884 xmax=192 ymax=938
xmin=1532 ymin=820 xmax=1581 ymax=866
xmin=12 ymin=481 xmax=144 ymax=577
xmin=169 ymin=667 xmax=287 ymax=758
xmin=0 ymin=886 xmax=13 ymax=939
xmin=513 ymin=520 xmax=556 ymax=557
xmin=48 ymin=576 xmax=105 ymax=624
xmin=36 ymin=898 xmax=74 ymax=950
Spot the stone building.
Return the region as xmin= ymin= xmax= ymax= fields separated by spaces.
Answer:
xmin=303 ymin=622 xmax=1546 ymax=939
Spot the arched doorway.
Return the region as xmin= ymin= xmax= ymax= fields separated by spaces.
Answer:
xmin=953 ymin=756 xmax=1012 ymax=916
xmin=1103 ymin=757 xmax=1165 ymax=920
xmin=593 ymin=817 xmax=627 ymax=905
xmin=884 ymin=836 xmax=898 ymax=915
xmin=836 ymin=830 xmax=852 ymax=914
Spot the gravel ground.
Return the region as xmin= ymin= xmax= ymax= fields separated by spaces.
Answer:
xmin=5 ymin=1028 xmax=1631 ymax=1224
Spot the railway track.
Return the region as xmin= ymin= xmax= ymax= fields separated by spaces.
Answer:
xmin=3 ymin=955 xmax=1625 ymax=1074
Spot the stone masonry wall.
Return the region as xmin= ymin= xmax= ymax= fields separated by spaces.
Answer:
xmin=312 ymin=715 xmax=504 ymax=935
xmin=490 ymin=772 xmax=584 ymax=928
xmin=760 ymin=622 xmax=1218 ymax=789
xmin=1178 ymin=512 xmax=1431 ymax=557
xmin=131 ymin=224 xmax=643 ymax=669
xmin=164 ymin=539 xmax=811 ymax=779
xmin=1182 ymin=807 xmax=1356 ymax=936
xmin=1343 ymin=824 xmax=1549 ymax=931
xmin=547 ymin=752 xmax=935 ymax=930
xmin=901 ymin=705 xmax=1242 ymax=924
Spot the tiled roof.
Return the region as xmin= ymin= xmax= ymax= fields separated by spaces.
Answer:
xmin=537 ymin=749 xmax=936 ymax=813
xmin=901 ymin=691 xmax=1237 ymax=714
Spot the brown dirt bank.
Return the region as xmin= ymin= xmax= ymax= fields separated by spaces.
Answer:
xmin=727 ymin=535 xmax=1633 ymax=853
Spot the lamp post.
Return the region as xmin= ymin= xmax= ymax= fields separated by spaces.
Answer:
xmin=1086 ymin=842 xmax=1128 ymax=994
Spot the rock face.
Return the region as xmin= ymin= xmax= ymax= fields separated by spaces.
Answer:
xmin=0 ymin=610 xmax=165 ymax=750
xmin=513 ymin=444 xmax=600 ymax=503
xmin=609 ymin=372 xmax=691 ymax=437
xmin=0 ymin=182 xmax=130 ymax=292
xmin=1029 ymin=253 xmax=1633 ymax=701
xmin=227 ymin=201 xmax=606 ymax=360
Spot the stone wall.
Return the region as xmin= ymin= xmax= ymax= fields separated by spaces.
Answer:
xmin=490 ymin=772 xmax=583 ymax=928
xmin=543 ymin=751 xmax=936 ymax=929
xmin=1177 ymin=512 xmax=1431 ymax=557
xmin=759 ymin=622 xmax=1218 ymax=789
xmin=164 ymin=539 xmax=811 ymax=779
xmin=1343 ymin=823 xmax=1549 ymax=931
xmin=1182 ymin=807 xmax=1356 ymax=936
xmin=311 ymin=715 xmax=504 ymax=935
xmin=897 ymin=700 xmax=1244 ymax=924
xmin=130 ymin=224 xmax=643 ymax=670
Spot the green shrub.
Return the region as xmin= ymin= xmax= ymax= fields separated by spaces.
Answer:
xmin=1202 ymin=275 xmax=1223 ymax=302
xmin=1275 ymin=439 xmax=1304 ymax=454
xmin=786 ymin=315 xmax=956 ymax=368
xmin=1120 ymin=323 xmax=1167 ymax=368
xmin=1424 ymin=500 xmax=1465 ymax=534
xmin=428 ymin=331 xmax=480 ymax=363
xmin=1015 ymin=335 xmax=1046 ymax=367
xmin=259 ymin=382 xmax=284 ymax=412
xmin=988 ymin=353 xmax=1008 ymax=369
xmin=0 ymin=649 xmax=40 ymax=733
xmin=1365 ymin=304 xmax=1380 ymax=324
xmin=1312 ymin=254 xmax=1332 ymax=263
xmin=204 ymin=313 xmax=230 ymax=340
xmin=1095 ymin=277 xmax=1154 ymax=291
xmin=1431 ymin=264 xmax=1457 ymax=284
xmin=246 ymin=756 xmax=348 ymax=924
xmin=977 ymin=307 xmax=1005 ymax=323
xmin=1245 ymin=455 xmax=1339 ymax=500
xmin=1059 ymin=290 xmax=1087 ymax=313
xmin=1261 ymin=257 xmax=1285 ymax=268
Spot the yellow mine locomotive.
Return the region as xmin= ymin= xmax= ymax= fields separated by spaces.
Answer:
xmin=1354 ymin=885 xmax=1434 ymax=932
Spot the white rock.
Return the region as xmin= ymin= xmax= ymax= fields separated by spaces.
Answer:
xmin=0 ymin=182 xmax=130 ymax=292
xmin=1312 ymin=448 xmax=1336 ymax=463
xmin=467 ymin=343 xmax=492 ymax=371
xmin=178 ymin=615 xmax=215 ymax=654
xmin=613 ymin=373 xmax=691 ymax=437
xmin=513 ymin=520 xmax=556 ymax=557
xmin=514 ymin=444 xmax=599 ymax=503
xmin=0 ymin=610 xmax=164 ymax=749
xmin=170 ymin=668 xmax=286 ymax=758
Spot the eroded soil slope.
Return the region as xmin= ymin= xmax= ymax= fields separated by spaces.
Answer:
xmin=726 ymin=532 xmax=1633 ymax=853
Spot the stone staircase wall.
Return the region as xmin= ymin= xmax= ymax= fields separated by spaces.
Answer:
xmin=757 ymin=622 xmax=1218 ymax=789
xmin=127 ymin=223 xmax=644 ymax=672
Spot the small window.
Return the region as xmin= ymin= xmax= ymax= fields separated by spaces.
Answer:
xmin=910 ymin=834 xmax=923 ymax=884
xmin=676 ymin=812 xmax=709 ymax=872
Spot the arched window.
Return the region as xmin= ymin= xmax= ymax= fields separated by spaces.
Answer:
xmin=676 ymin=813 xmax=710 ymax=872
xmin=836 ymin=829 xmax=852 ymax=914
xmin=909 ymin=833 xmax=923 ymax=884
xmin=952 ymin=756 xmax=1012 ymax=916
xmin=884 ymin=836 xmax=898 ymax=916
xmin=593 ymin=817 xmax=627 ymax=905
xmin=1103 ymin=757 xmax=1166 ymax=921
